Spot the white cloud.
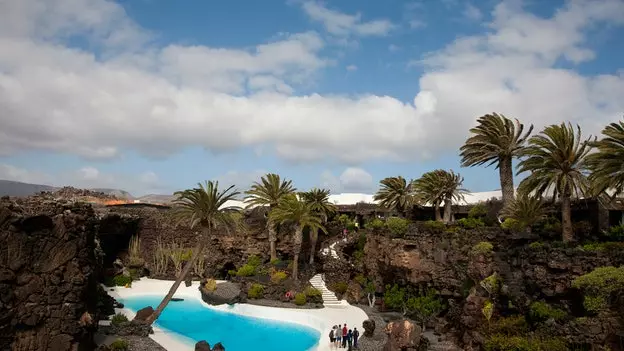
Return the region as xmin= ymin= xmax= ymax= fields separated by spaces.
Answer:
xmin=409 ymin=19 xmax=427 ymax=29
xmin=464 ymin=3 xmax=483 ymax=21
xmin=320 ymin=167 xmax=374 ymax=193
xmin=301 ymin=1 xmax=396 ymax=37
xmin=0 ymin=0 xmax=623 ymax=168
xmin=346 ymin=64 xmax=358 ymax=71
xmin=0 ymin=163 xmax=167 ymax=196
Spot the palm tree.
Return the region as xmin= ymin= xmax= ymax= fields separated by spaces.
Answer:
xmin=300 ymin=188 xmax=336 ymax=264
xmin=499 ymin=193 xmax=547 ymax=233
xmin=146 ymin=181 xmax=241 ymax=325
xmin=460 ymin=113 xmax=533 ymax=209
xmin=245 ymin=173 xmax=296 ymax=261
xmin=517 ymin=123 xmax=591 ymax=242
xmin=373 ymin=176 xmax=417 ymax=217
xmin=413 ymin=170 xmax=446 ymax=221
xmin=269 ymin=194 xmax=325 ymax=280
xmin=587 ymin=120 xmax=624 ymax=198
xmin=439 ymin=170 xmax=468 ymax=223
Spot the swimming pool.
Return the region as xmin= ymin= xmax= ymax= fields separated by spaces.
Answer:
xmin=120 ymin=295 xmax=321 ymax=351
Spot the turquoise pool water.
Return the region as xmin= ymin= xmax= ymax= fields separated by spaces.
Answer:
xmin=120 ymin=295 xmax=321 ymax=351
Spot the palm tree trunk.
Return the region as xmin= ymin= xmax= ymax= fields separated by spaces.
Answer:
xmin=434 ymin=200 xmax=442 ymax=222
xmin=499 ymin=157 xmax=515 ymax=209
xmin=268 ymin=222 xmax=277 ymax=261
xmin=309 ymin=227 xmax=318 ymax=264
xmin=292 ymin=225 xmax=303 ymax=280
xmin=146 ymin=227 xmax=208 ymax=325
xmin=443 ymin=196 xmax=452 ymax=223
xmin=561 ymin=194 xmax=574 ymax=242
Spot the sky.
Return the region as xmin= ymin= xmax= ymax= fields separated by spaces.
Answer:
xmin=0 ymin=0 xmax=623 ymax=197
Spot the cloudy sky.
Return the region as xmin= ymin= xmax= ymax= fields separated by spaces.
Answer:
xmin=0 ymin=0 xmax=623 ymax=196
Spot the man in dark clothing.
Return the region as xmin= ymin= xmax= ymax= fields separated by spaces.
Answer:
xmin=342 ymin=324 xmax=348 ymax=348
xmin=347 ymin=329 xmax=353 ymax=350
xmin=353 ymin=327 xmax=360 ymax=349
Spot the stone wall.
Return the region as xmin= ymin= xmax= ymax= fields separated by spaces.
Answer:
xmin=0 ymin=197 xmax=99 ymax=351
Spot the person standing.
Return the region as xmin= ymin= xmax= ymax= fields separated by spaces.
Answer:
xmin=329 ymin=326 xmax=335 ymax=349
xmin=336 ymin=324 xmax=342 ymax=348
xmin=353 ymin=327 xmax=360 ymax=349
xmin=347 ymin=329 xmax=353 ymax=350
xmin=342 ymin=324 xmax=348 ymax=349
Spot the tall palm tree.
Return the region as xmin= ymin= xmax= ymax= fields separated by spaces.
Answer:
xmin=373 ymin=176 xmax=417 ymax=217
xmin=499 ymin=193 xmax=547 ymax=234
xmin=587 ymin=120 xmax=624 ymax=198
xmin=245 ymin=173 xmax=296 ymax=261
xmin=413 ymin=170 xmax=446 ymax=221
xmin=460 ymin=113 xmax=533 ymax=209
xmin=439 ymin=170 xmax=468 ymax=223
xmin=517 ymin=123 xmax=591 ymax=242
xmin=146 ymin=181 xmax=241 ymax=325
xmin=269 ymin=194 xmax=325 ymax=280
xmin=300 ymin=188 xmax=336 ymax=264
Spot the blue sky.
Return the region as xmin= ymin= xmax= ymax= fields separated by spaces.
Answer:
xmin=0 ymin=0 xmax=623 ymax=196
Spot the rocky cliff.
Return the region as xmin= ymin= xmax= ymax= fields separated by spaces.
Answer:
xmin=0 ymin=196 xmax=100 ymax=351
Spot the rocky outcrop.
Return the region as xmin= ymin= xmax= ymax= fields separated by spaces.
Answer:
xmin=383 ymin=319 xmax=424 ymax=351
xmin=195 ymin=340 xmax=226 ymax=351
xmin=0 ymin=197 xmax=99 ymax=351
xmin=363 ymin=319 xmax=376 ymax=337
xmin=199 ymin=281 xmax=242 ymax=305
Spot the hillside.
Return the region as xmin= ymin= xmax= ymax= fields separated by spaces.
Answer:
xmin=0 ymin=180 xmax=133 ymax=198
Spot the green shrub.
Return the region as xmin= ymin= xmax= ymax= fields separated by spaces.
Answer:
xmin=247 ymin=255 xmax=262 ymax=267
xmin=247 ymin=284 xmax=264 ymax=299
xmin=528 ymin=241 xmax=544 ymax=250
xmin=480 ymin=273 xmax=502 ymax=296
xmin=383 ymin=284 xmax=406 ymax=310
xmin=501 ymin=218 xmax=523 ymax=231
xmin=270 ymin=258 xmax=282 ymax=266
xmin=356 ymin=232 xmax=367 ymax=251
xmin=471 ymin=242 xmax=494 ymax=256
xmin=354 ymin=274 xmax=367 ymax=286
xmin=353 ymin=250 xmax=364 ymax=261
xmin=386 ymin=217 xmax=410 ymax=237
xmin=529 ymin=301 xmax=566 ymax=321
xmin=304 ymin=286 xmax=322 ymax=299
xmin=572 ymin=266 xmax=624 ymax=313
xmin=338 ymin=214 xmax=356 ymax=230
xmin=332 ymin=282 xmax=348 ymax=295
xmin=112 ymin=275 xmax=132 ymax=287
xmin=294 ymin=292 xmax=307 ymax=305
xmin=404 ymin=288 xmax=445 ymax=325
xmin=204 ymin=278 xmax=217 ymax=292
xmin=457 ymin=217 xmax=485 ymax=229
xmin=110 ymin=313 xmax=128 ymax=326
xmin=605 ymin=224 xmax=624 ymax=241
xmin=487 ymin=316 xmax=528 ymax=336
xmin=236 ymin=264 xmax=256 ymax=277
xmin=368 ymin=218 xmax=385 ymax=230
xmin=227 ymin=269 xmax=237 ymax=277
xmin=536 ymin=217 xmax=562 ymax=235
xmin=270 ymin=270 xmax=287 ymax=284
xmin=582 ymin=242 xmax=624 ymax=252
xmin=469 ymin=204 xmax=488 ymax=218
xmin=484 ymin=335 xmax=568 ymax=351
xmin=423 ymin=220 xmax=446 ymax=233
xmin=128 ymin=268 xmax=141 ymax=280
xmin=109 ymin=338 xmax=129 ymax=351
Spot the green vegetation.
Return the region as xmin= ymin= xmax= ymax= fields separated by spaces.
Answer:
xmin=501 ymin=218 xmax=523 ymax=231
xmin=354 ymin=274 xmax=367 ymax=286
xmin=456 ymin=217 xmax=485 ymax=229
xmin=294 ymin=292 xmax=307 ymax=305
xmin=587 ymin=121 xmax=624 ymax=200
xmin=247 ymin=255 xmax=262 ymax=267
xmin=111 ymin=313 xmax=128 ymax=326
xmin=413 ymin=169 xmax=468 ymax=223
xmin=236 ymin=264 xmax=256 ymax=277
xmin=304 ymin=286 xmax=322 ymax=299
xmin=112 ymin=275 xmax=132 ymax=287
xmin=383 ymin=284 xmax=405 ymax=310
xmin=332 ymin=282 xmax=348 ymax=295
xmin=529 ymin=301 xmax=567 ymax=321
xmin=152 ymin=236 xmax=168 ymax=276
xmin=484 ymin=335 xmax=568 ymax=351
xmin=482 ymin=300 xmax=494 ymax=323
xmin=605 ymin=224 xmax=624 ymax=241
xmin=338 ymin=214 xmax=357 ymax=230
xmin=127 ymin=235 xmax=144 ymax=267
xmin=580 ymin=242 xmax=624 ymax=252
xmin=300 ymin=188 xmax=336 ymax=264
xmin=423 ymin=220 xmax=446 ymax=233
xmin=204 ymin=278 xmax=217 ymax=292
xmin=572 ymin=266 xmax=624 ymax=313
xmin=270 ymin=270 xmax=288 ymax=284
xmin=109 ymin=338 xmax=129 ymax=351
xmin=373 ymin=176 xmax=418 ymax=217
xmin=499 ymin=194 xmax=547 ymax=233
xmin=480 ymin=273 xmax=502 ymax=296
xmin=404 ymin=288 xmax=445 ymax=330
xmin=368 ymin=218 xmax=385 ymax=231
xmin=488 ymin=316 xmax=528 ymax=336
xmin=247 ymin=284 xmax=265 ymax=299
xmin=471 ymin=241 xmax=494 ymax=256
xmin=528 ymin=241 xmax=544 ymax=250
xmin=468 ymin=204 xmax=488 ymax=218
xmin=270 ymin=258 xmax=281 ymax=266
xmin=386 ymin=217 xmax=410 ymax=237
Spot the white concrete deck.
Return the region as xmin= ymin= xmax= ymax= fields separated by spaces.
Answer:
xmin=106 ymin=278 xmax=368 ymax=351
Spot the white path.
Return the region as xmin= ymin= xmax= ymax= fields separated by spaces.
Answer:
xmin=320 ymin=237 xmax=347 ymax=259
xmin=106 ymin=278 xmax=367 ymax=351
xmin=309 ymin=274 xmax=348 ymax=308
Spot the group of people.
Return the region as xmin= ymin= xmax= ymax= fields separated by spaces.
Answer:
xmin=329 ymin=324 xmax=359 ymax=349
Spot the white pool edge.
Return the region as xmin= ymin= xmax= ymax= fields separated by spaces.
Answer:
xmin=105 ymin=278 xmax=369 ymax=351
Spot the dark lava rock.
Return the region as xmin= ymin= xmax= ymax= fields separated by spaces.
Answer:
xmin=133 ymin=306 xmax=154 ymax=321
xmin=200 ymin=281 xmax=241 ymax=305
xmin=383 ymin=319 xmax=423 ymax=351
xmin=363 ymin=319 xmax=376 ymax=337
xmin=107 ymin=320 xmax=153 ymax=337
xmin=195 ymin=340 xmax=211 ymax=351
xmin=212 ymin=342 xmax=225 ymax=351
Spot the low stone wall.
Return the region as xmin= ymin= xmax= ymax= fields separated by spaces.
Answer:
xmin=0 ymin=198 xmax=99 ymax=351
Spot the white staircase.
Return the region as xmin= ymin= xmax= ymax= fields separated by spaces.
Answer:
xmin=320 ymin=237 xmax=347 ymax=259
xmin=309 ymin=274 xmax=347 ymax=308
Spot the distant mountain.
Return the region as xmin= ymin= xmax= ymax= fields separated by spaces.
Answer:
xmin=0 ymin=180 xmax=56 ymax=197
xmin=0 ymin=180 xmax=133 ymax=198
xmin=135 ymin=194 xmax=175 ymax=204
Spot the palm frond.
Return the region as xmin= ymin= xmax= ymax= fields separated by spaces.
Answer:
xmin=172 ymin=181 xmax=242 ymax=232
xmin=587 ymin=120 xmax=624 ymax=198
xmin=244 ymin=173 xmax=296 ymax=208
xmin=373 ymin=176 xmax=418 ymax=212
